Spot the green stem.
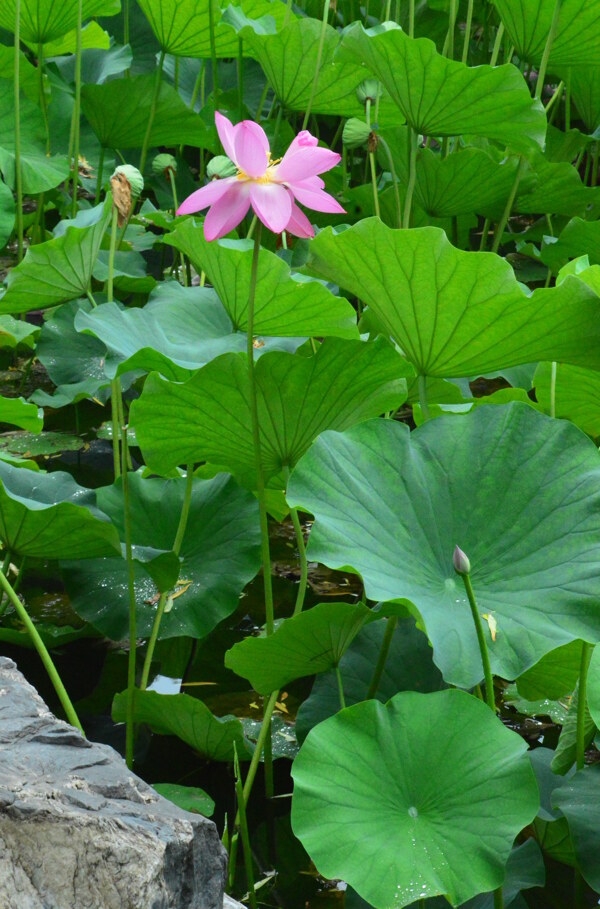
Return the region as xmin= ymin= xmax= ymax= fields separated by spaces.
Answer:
xmin=403 ymin=127 xmax=418 ymax=229
xmin=14 ymin=0 xmax=23 ymax=263
xmin=408 ymin=0 xmax=414 ymax=37
xmin=246 ymin=224 xmax=274 ymax=636
xmin=71 ymin=0 xmax=83 ymax=217
xmin=140 ymin=465 xmax=195 ymax=691
xmin=301 ymin=0 xmax=331 ymax=131
xmin=565 ymin=67 xmax=571 ymax=131
xmin=121 ymin=421 xmax=137 ymax=769
xmin=123 ymin=0 xmax=130 ymax=46
xmin=545 ymin=79 xmax=564 ymax=114
xmin=418 ymin=375 xmax=431 ymax=421
xmin=491 ymin=156 xmax=526 ymax=254
xmin=242 ymin=691 xmax=279 ymax=803
xmin=0 ymin=567 xmax=83 ymax=732
xmin=460 ymin=572 xmax=496 ymax=713
xmin=366 ymin=615 xmax=398 ymax=699
xmin=378 ymin=135 xmax=402 ymax=227
xmin=489 ymin=22 xmax=505 ymax=67
xmin=234 ymin=746 xmax=257 ymax=909
xmin=189 ymin=61 xmax=205 ymax=111
xmin=534 ymin=0 xmax=561 ymax=100
xmin=95 ymin=147 xmax=106 ymax=204
xmin=576 ymin=643 xmax=593 ymax=770
xmin=550 ymin=361 xmax=557 ymax=418
xmin=208 ymin=0 xmax=219 ymax=99
xmin=289 ymin=506 xmax=308 ymax=616
xmin=139 ymin=50 xmax=166 ymax=174
xmin=444 ymin=0 xmax=457 ymax=58
xmin=107 ymin=205 xmax=121 ymax=479
xmin=237 ymin=38 xmax=244 ymax=120
xmin=479 ymin=216 xmax=491 ymax=251
xmin=494 ymin=888 xmax=504 ymax=909
xmin=37 ymin=43 xmax=50 ymax=155
xmin=365 ymin=98 xmax=381 ymax=219
xmin=461 ymin=0 xmax=474 ymax=63
xmin=335 ymin=665 xmax=346 ymax=709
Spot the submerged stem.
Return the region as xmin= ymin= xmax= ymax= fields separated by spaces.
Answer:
xmin=0 ymin=567 xmax=83 ymax=732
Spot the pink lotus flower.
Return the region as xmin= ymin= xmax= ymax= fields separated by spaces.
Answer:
xmin=177 ymin=112 xmax=345 ymax=241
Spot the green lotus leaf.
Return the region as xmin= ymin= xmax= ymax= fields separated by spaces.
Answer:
xmin=164 ymin=223 xmax=358 ymax=339
xmin=81 ymin=75 xmax=218 ymax=150
xmin=53 ymin=42 xmax=133 ymax=85
xmin=152 ymin=783 xmax=215 ymax=817
xmin=62 ymin=472 xmax=261 ymax=641
xmin=0 ymin=81 xmax=70 ymax=193
xmin=291 ymin=688 xmax=539 ymax=908
xmin=112 ymin=689 xmax=252 ymax=761
xmin=553 ymin=766 xmax=600 ymax=890
xmin=540 ymin=218 xmax=600 ymax=272
xmin=0 ymin=199 xmax=112 ymax=315
xmin=585 ymin=644 xmax=600 ymax=728
xmin=534 ymin=362 xmax=600 ymax=437
xmin=0 ymin=397 xmax=42 ymax=433
xmin=31 ymin=21 xmax=110 ymax=56
xmin=0 ymin=314 xmax=38 ymax=350
xmin=516 ymin=640 xmax=584 ymax=701
xmin=287 ymin=403 xmax=600 ymax=687
xmin=338 ymin=23 xmax=545 ymax=153
xmin=307 ymin=220 xmax=600 ymax=378
xmin=492 ymin=0 xmax=600 ymax=67
xmin=0 ymin=44 xmax=41 ymax=102
xmin=131 ymin=338 xmax=409 ymax=485
xmin=0 ymin=178 xmax=15 ymax=250
xmin=223 ymin=14 xmax=397 ymax=120
xmin=515 ymin=157 xmax=600 ymax=217
xmin=530 ymin=748 xmax=577 ymax=868
xmin=225 ymin=602 xmax=375 ymax=694
xmin=569 ymin=66 xmax=600 ymax=134
xmin=551 ymin=678 xmax=596 ymax=775
xmin=296 ymin=617 xmax=445 ymax=742
xmin=0 ymin=0 xmax=120 ymax=44
xmin=92 ymin=250 xmax=157 ymax=295
xmin=0 ymin=460 xmax=121 ymax=559
xmin=137 ymin=0 xmax=293 ymax=57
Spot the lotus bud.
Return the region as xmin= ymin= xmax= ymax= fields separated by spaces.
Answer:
xmin=110 ymin=164 xmax=144 ymax=226
xmin=453 ymin=545 xmax=471 ymax=576
xmin=343 ymin=118 xmax=371 ymax=149
xmin=357 ymin=79 xmax=382 ymax=105
xmin=152 ymin=153 xmax=177 ymax=178
xmin=207 ymin=155 xmax=237 ymax=179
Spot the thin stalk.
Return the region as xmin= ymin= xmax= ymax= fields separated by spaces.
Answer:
xmin=335 ymin=665 xmax=346 ymax=709
xmin=576 ymin=643 xmax=593 ymax=770
xmin=242 ymin=691 xmax=279 ymax=804
xmin=408 ymin=0 xmax=414 ymax=37
xmin=461 ymin=0 xmax=474 ymax=63
xmin=592 ymin=142 xmax=600 ymax=186
xmin=233 ymin=746 xmax=257 ymax=909
xmin=189 ymin=61 xmax=205 ymax=111
xmin=460 ymin=572 xmax=496 ymax=713
xmin=284 ymin=0 xmax=294 ymax=26
xmin=168 ymin=174 xmax=187 ymax=284
xmin=444 ymin=0 xmax=457 ymax=58
xmin=237 ymin=38 xmax=244 ymax=120
xmin=544 ymin=80 xmax=564 ymax=114
xmin=14 ymin=0 xmax=24 ymax=263
xmin=479 ymin=216 xmax=491 ymax=251
xmin=37 ymin=43 xmax=50 ymax=154
xmin=123 ymin=0 xmax=130 ymax=46
xmin=403 ymin=127 xmax=418 ymax=228
xmin=71 ymin=0 xmax=83 ymax=217
xmin=95 ymin=147 xmax=106 ymax=203
xmin=0 ymin=550 xmax=12 ymax=615
xmin=107 ymin=205 xmax=121 ymax=479
xmin=365 ymin=99 xmax=381 ymax=219
xmin=289 ymin=506 xmax=308 ymax=616
xmin=139 ymin=50 xmax=166 ymax=174
xmin=491 ymin=156 xmax=526 ymax=254
xmin=366 ymin=615 xmax=398 ymax=699
xmin=489 ymin=22 xmax=505 ymax=67
xmin=378 ymin=135 xmax=402 ymax=227
xmin=418 ymin=375 xmax=431 ymax=421
xmin=207 ymin=0 xmax=219 ymax=98
xmin=246 ymin=223 xmax=274 ymax=635
xmin=301 ymin=0 xmax=331 ymax=130
xmin=140 ymin=464 xmax=195 ymax=690
xmin=0 ymin=567 xmax=83 ymax=732
xmin=550 ymin=361 xmax=557 ymax=418
xmin=565 ymin=67 xmax=571 ymax=131
xmin=121 ymin=421 xmax=137 ymax=769
xmin=534 ymin=0 xmax=561 ymax=100
xmin=494 ymin=889 xmax=504 ymax=909
xmin=256 ymin=79 xmax=270 ymax=119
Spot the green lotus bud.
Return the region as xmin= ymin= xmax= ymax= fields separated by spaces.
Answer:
xmin=111 ymin=164 xmax=144 ymax=197
xmin=152 ymin=153 xmax=177 ymax=178
xmin=453 ymin=545 xmax=471 ymax=576
xmin=343 ymin=118 xmax=371 ymax=149
xmin=356 ymin=79 xmax=382 ymax=105
xmin=207 ymin=155 xmax=237 ymax=179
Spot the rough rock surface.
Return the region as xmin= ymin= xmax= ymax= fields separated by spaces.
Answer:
xmin=0 ymin=657 xmax=228 ymax=909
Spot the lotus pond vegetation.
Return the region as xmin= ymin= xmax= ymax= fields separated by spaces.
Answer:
xmin=2 ymin=0 xmax=600 ymax=906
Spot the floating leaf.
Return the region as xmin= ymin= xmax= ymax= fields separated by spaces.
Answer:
xmin=339 ymin=23 xmax=545 ymax=152
xmin=112 ymin=688 xmax=252 ymax=760
xmin=131 ymin=338 xmax=408 ymax=485
xmin=307 ymin=220 xmax=600 ymax=378
xmin=288 ymin=403 xmax=600 ymax=688
xmin=165 ymin=223 xmax=358 ymax=339
xmin=291 ymin=689 xmax=539 ymax=908
xmin=0 ymin=460 xmax=121 ymax=559
xmin=225 ymin=602 xmax=375 ymax=694
xmin=0 ymin=199 xmax=112 ymax=315
xmin=63 ymin=472 xmax=261 ymax=641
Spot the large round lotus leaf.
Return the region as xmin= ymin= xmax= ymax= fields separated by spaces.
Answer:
xmin=552 ymin=766 xmax=600 ymax=890
xmin=288 ymin=403 xmax=600 ymax=688
xmin=291 ymin=688 xmax=539 ymax=908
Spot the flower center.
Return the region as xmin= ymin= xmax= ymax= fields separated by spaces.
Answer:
xmin=236 ymin=153 xmax=283 ymax=184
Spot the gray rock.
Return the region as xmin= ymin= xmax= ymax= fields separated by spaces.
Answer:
xmin=0 ymin=657 xmax=228 ymax=909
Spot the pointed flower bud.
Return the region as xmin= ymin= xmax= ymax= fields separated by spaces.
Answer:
xmin=357 ymin=79 xmax=382 ymax=105
xmin=206 ymin=155 xmax=237 ymax=179
xmin=343 ymin=118 xmax=371 ymax=149
xmin=152 ymin=153 xmax=177 ymax=178
xmin=453 ymin=545 xmax=471 ymax=576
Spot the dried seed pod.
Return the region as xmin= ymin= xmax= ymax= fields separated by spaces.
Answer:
xmin=110 ymin=164 xmax=144 ymax=226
